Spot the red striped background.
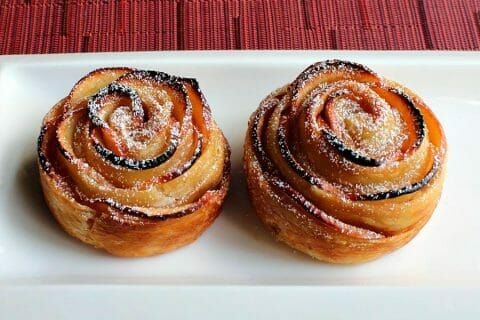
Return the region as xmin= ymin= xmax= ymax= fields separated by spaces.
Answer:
xmin=1 ymin=0 xmax=480 ymax=54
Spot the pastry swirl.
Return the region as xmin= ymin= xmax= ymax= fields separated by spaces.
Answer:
xmin=244 ymin=60 xmax=446 ymax=263
xmin=38 ymin=68 xmax=230 ymax=256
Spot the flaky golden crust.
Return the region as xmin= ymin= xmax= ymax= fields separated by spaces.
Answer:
xmin=244 ymin=60 xmax=446 ymax=264
xmin=38 ymin=68 xmax=230 ymax=257
xmin=39 ymin=159 xmax=229 ymax=257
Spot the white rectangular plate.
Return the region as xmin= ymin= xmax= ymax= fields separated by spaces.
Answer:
xmin=0 ymin=51 xmax=479 ymax=318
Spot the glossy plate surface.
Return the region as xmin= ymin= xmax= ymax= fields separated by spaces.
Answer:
xmin=0 ymin=51 xmax=478 ymax=318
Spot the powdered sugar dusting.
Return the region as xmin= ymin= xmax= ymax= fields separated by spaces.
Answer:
xmin=335 ymin=97 xmax=407 ymax=159
xmin=108 ymin=89 xmax=173 ymax=153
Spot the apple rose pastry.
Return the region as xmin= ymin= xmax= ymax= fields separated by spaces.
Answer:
xmin=244 ymin=60 xmax=446 ymax=264
xmin=38 ymin=68 xmax=230 ymax=257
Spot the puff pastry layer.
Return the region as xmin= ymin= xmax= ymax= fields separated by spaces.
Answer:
xmin=38 ymin=68 xmax=230 ymax=256
xmin=244 ymin=60 xmax=446 ymax=263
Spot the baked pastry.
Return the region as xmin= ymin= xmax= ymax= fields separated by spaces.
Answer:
xmin=38 ymin=68 xmax=230 ymax=257
xmin=244 ymin=60 xmax=446 ymax=263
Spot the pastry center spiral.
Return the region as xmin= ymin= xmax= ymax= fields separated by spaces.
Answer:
xmin=312 ymin=82 xmax=409 ymax=163
xmin=247 ymin=60 xmax=445 ymax=236
xmin=38 ymin=68 xmax=229 ymax=219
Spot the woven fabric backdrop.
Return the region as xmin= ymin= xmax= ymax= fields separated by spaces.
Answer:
xmin=1 ymin=0 xmax=480 ymax=54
